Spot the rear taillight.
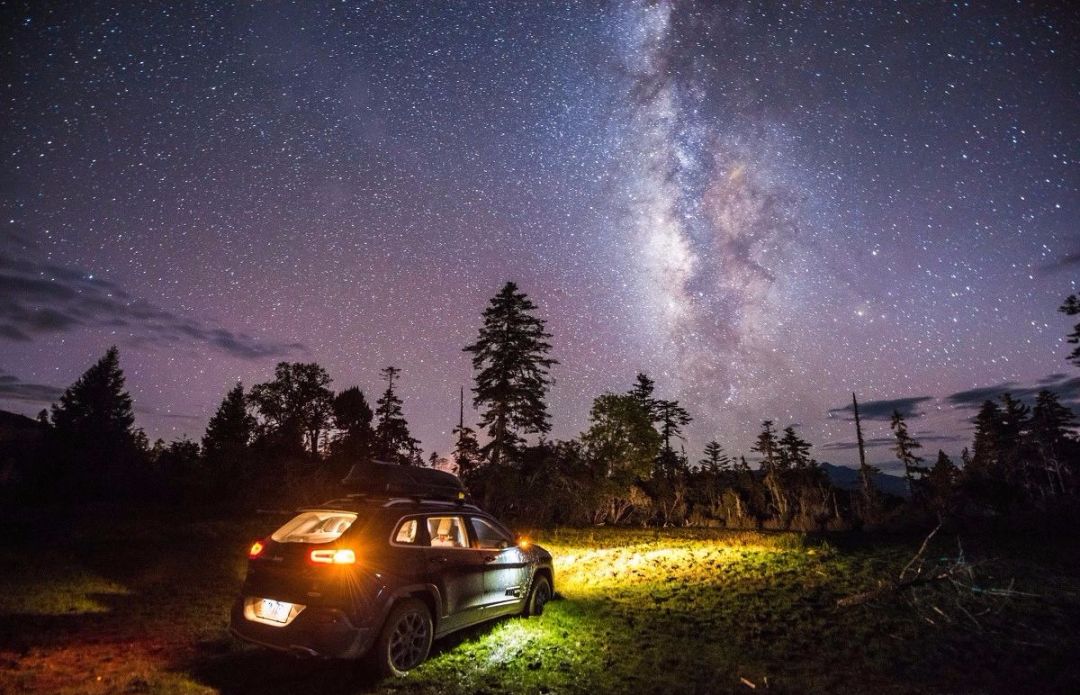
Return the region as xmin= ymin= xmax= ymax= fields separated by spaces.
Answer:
xmin=248 ymin=540 xmax=265 ymax=559
xmin=310 ymin=548 xmax=356 ymax=565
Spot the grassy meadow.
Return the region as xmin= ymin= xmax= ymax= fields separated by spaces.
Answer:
xmin=1 ymin=515 xmax=1078 ymax=694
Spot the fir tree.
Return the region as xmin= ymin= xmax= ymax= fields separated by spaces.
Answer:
xmin=926 ymin=450 xmax=958 ymax=511
xmin=452 ymin=424 xmax=482 ymax=479
xmin=699 ymin=440 xmax=730 ymax=472
xmin=890 ymin=410 xmax=926 ymax=497
xmin=778 ymin=426 xmax=813 ymax=470
xmin=51 ymin=346 xmax=135 ymax=443
xmin=374 ymin=366 xmax=420 ymax=465
xmin=464 ymin=282 xmax=557 ymax=466
xmin=629 ymin=373 xmax=657 ymax=417
xmin=655 ymin=400 xmax=692 ymax=456
xmin=332 ymin=386 xmax=375 ymax=463
xmin=752 ymin=420 xmax=780 ymax=471
xmin=970 ymin=399 xmax=1004 ymax=475
xmin=49 ymin=346 xmax=141 ymax=491
xmin=202 ymin=383 xmax=256 ymax=459
xmin=1029 ymin=390 xmax=1078 ymax=494
xmin=1059 ymin=294 xmax=1080 ymax=367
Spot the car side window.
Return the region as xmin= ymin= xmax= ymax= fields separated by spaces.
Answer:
xmin=426 ymin=516 xmax=467 ymax=548
xmin=393 ymin=518 xmax=419 ymax=545
xmin=469 ymin=517 xmax=512 ymax=550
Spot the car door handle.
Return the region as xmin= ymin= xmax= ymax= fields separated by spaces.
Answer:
xmin=430 ymin=555 xmax=449 ymax=564
xmin=483 ymin=555 xmax=498 ymax=563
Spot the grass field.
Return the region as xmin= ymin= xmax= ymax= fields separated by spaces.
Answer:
xmin=1 ymin=514 xmax=1078 ymax=694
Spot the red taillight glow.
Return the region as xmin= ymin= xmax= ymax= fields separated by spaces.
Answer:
xmin=310 ymin=548 xmax=356 ymax=565
xmin=249 ymin=540 xmax=265 ymax=558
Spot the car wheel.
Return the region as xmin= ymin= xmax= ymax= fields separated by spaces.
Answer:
xmin=374 ymin=598 xmax=433 ymax=677
xmin=524 ymin=575 xmax=551 ymax=617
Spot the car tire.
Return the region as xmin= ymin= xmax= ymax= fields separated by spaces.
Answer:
xmin=373 ymin=598 xmax=433 ymax=677
xmin=523 ymin=574 xmax=552 ymax=617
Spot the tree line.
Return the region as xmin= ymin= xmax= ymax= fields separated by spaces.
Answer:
xmin=7 ymin=282 xmax=1080 ymax=528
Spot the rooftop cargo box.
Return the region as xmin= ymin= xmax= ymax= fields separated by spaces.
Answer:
xmin=341 ymin=461 xmax=466 ymax=502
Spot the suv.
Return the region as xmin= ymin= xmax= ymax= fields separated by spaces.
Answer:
xmin=229 ymin=464 xmax=554 ymax=676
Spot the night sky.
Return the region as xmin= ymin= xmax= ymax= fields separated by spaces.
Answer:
xmin=2 ymin=1 xmax=1078 ymax=472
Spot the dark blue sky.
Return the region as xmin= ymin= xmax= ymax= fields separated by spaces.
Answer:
xmin=2 ymin=1 xmax=1078 ymax=471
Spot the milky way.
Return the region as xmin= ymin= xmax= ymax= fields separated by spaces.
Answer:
xmin=2 ymin=1 xmax=1078 ymax=471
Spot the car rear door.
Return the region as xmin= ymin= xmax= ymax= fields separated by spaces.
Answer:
xmin=419 ymin=514 xmax=487 ymax=630
xmin=469 ymin=516 xmax=530 ymax=611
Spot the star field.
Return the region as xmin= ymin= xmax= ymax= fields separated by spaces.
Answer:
xmin=2 ymin=1 xmax=1078 ymax=471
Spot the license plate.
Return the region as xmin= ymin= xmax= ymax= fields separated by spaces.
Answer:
xmin=255 ymin=598 xmax=292 ymax=623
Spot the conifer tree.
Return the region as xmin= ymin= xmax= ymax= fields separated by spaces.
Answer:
xmin=51 ymin=346 xmax=135 ymax=443
xmin=49 ymin=346 xmax=141 ymax=491
xmin=752 ymin=420 xmax=780 ymax=471
xmin=1029 ymin=390 xmax=1078 ymax=494
xmin=699 ymin=440 xmax=730 ymax=472
xmin=374 ymin=366 xmax=420 ymax=465
xmin=926 ymin=450 xmax=958 ymax=511
xmin=970 ymin=399 xmax=1004 ymax=475
xmin=332 ymin=386 xmax=375 ymax=463
xmin=629 ymin=373 xmax=658 ymax=417
xmin=890 ymin=410 xmax=926 ymax=497
xmin=655 ymin=400 xmax=692 ymax=456
xmin=203 ymin=382 xmax=256 ymax=465
xmin=1059 ymin=294 xmax=1080 ymax=367
xmin=464 ymin=282 xmax=557 ymax=466
xmin=779 ymin=426 xmax=813 ymax=469
xmin=754 ymin=420 xmax=788 ymax=519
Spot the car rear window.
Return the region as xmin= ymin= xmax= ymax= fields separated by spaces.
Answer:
xmin=271 ymin=511 xmax=358 ymax=544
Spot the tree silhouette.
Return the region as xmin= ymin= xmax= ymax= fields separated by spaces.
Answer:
xmin=655 ymin=400 xmax=692 ymax=457
xmin=49 ymin=346 xmax=141 ymax=495
xmin=1029 ymin=390 xmax=1077 ymax=495
xmin=851 ymin=394 xmax=880 ymax=521
xmin=699 ymin=440 xmax=731 ymax=472
xmin=203 ymin=383 xmax=255 ymax=460
xmin=464 ymin=282 xmax=557 ymax=466
xmin=890 ymin=410 xmax=926 ymax=497
xmin=248 ymin=362 xmax=334 ymax=457
xmin=332 ymin=386 xmax=375 ymax=464
xmin=373 ymin=366 xmax=420 ymax=465
xmin=1059 ymin=294 xmax=1080 ymax=367
xmin=779 ymin=426 xmax=813 ymax=470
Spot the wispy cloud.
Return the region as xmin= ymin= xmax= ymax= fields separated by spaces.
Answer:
xmin=1039 ymin=250 xmax=1080 ymax=275
xmin=821 ymin=433 xmax=962 ymax=452
xmin=827 ymin=395 xmax=934 ymax=421
xmin=945 ymin=374 xmax=1080 ymax=410
xmin=0 ymin=368 xmax=63 ymax=403
xmin=0 ymin=254 xmax=303 ymax=359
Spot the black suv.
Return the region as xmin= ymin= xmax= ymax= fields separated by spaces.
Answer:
xmin=229 ymin=464 xmax=554 ymax=676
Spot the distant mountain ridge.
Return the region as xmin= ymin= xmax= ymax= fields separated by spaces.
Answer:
xmin=820 ymin=462 xmax=910 ymax=498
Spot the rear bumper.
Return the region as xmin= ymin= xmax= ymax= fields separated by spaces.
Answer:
xmin=229 ymin=598 xmax=375 ymax=659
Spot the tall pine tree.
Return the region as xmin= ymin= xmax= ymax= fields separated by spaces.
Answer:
xmin=331 ymin=386 xmax=375 ymax=464
xmin=203 ymin=383 xmax=256 ymax=458
xmin=464 ymin=282 xmax=557 ymax=466
xmin=374 ymin=367 xmax=420 ymax=465
xmin=890 ymin=410 xmax=926 ymax=497
xmin=1059 ymin=294 xmax=1080 ymax=367
xmin=699 ymin=440 xmax=731 ymax=472
xmin=1029 ymin=390 xmax=1078 ymax=495
xmin=49 ymin=346 xmax=141 ymax=494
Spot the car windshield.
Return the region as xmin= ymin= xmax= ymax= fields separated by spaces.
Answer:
xmin=271 ymin=511 xmax=358 ymax=544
